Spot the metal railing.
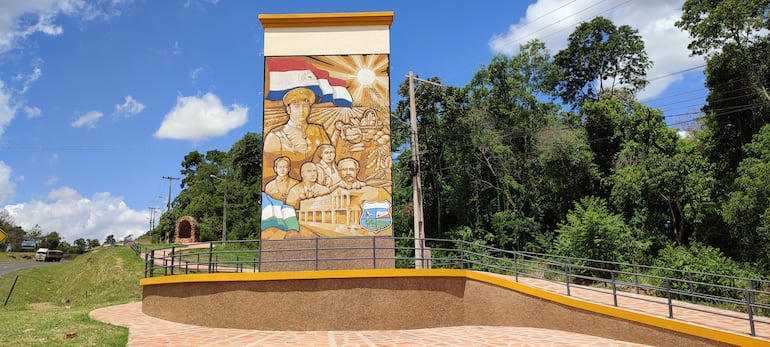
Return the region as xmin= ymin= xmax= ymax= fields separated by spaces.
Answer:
xmin=139 ymin=236 xmax=770 ymax=337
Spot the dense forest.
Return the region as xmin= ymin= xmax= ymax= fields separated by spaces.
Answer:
xmin=5 ymin=2 xmax=765 ymax=276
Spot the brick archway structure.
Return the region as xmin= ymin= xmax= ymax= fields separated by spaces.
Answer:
xmin=174 ymin=216 xmax=200 ymax=243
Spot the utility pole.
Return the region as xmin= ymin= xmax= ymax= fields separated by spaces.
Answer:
xmin=162 ymin=176 xmax=180 ymax=243
xmin=210 ymin=175 xmax=227 ymax=246
xmin=408 ymin=71 xmax=442 ymax=269
xmin=148 ymin=207 xmax=159 ymax=231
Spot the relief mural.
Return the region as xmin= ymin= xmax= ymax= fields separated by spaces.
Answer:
xmin=261 ymin=55 xmax=392 ymax=239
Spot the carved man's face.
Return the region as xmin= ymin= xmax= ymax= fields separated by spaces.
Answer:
xmin=286 ymin=100 xmax=311 ymax=123
xmin=300 ymin=163 xmax=317 ymax=182
xmin=339 ymin=160 xmax=358 ymax=183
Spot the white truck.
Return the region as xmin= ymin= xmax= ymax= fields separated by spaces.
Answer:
xmin=35 ymin=248 xmax=64 ymax=262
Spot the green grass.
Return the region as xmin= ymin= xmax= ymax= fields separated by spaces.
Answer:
xmin=0 ymin=246 xmax=144 ymax=346
xmin=0 ymin=251 xmax=37 ymax=262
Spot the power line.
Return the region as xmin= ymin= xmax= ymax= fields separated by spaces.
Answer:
xmin=647 ymin=64 xmax=707 ymax=82
xmin=511 ymin=0 xmax=612 ymax=44
xmin=511 ymin=0 xmax=633 ymax=46
xmin=516 ymin=0 xmax=579 ymax=29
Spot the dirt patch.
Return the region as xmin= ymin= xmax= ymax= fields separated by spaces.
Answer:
xmin=28 ymin=302 xmax=57 ymax=309
xmin=114 ymin=257 xmax=124 ymax=270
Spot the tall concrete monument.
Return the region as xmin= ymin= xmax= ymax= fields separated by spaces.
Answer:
xmin=258 ymin=12 xmax=394 ymax=271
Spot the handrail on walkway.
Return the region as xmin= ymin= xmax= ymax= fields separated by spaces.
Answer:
xmin=138 ymin=236 xmax=770 ymax=338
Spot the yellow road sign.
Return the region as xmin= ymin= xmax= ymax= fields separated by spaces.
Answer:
xmin=0 ymin=229 xmax=6 ymax=243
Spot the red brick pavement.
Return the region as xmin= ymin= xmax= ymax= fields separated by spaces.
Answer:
xmin=90 ymin=301 xmax=656 ymax=346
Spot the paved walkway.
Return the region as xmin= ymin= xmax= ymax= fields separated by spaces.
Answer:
xmin=90 ymin=271 xmax=770 ymax=346
xmin=508 ymin=274 xmax=770 ymax=339
xmin=90 ymin=302 xmax=654 ymax=346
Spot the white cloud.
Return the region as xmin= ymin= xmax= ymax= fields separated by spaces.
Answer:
xmin=71 ymin=110 xmax=103 ymax=128
xmin=155 ymin=93 xmax=248 ymax=141
xmin=172 ymin=40 xmax=182 ymax=55
xmin=24 ymin=105 xmax=42 ymax=118
xmin=489 ymin=0 xmax=704 ymax=100
xmin=0 ymin=161 xmax=15 ymax=204
xmin=19 ymin=66 xmax=42 ymax=94
xmin=0 ymin=80 xmax=16 ymax=139
xmin=0 ymin=1 xmax=126 ymax=53
xmin=190 ymin=67 xmax=203 ymax=83
xmin=3 ymin=187 xmax=148 ymax=243
xmin=114 ymin=95 xmax=145 ymax=117
xmin=0 ymin=1 xmax=125 ymax=139
xmin=46 ymin=176 xmax=58 ymax=186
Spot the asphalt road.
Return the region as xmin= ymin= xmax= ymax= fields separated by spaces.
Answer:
xmin=0 ymin=260 xmax=68 ymax=277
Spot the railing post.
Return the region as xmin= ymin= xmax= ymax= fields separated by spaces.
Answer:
xmin=666 ymin=278 xmax=673 ymax=319
xmin=144 ymin=252 xmax=149 ymax=278
xmin=315 ymin=238 xmax=319 ymax=271
xmin=565 ymin=264 xmax=571 ymax=296
xmin=372 ymin=236 xmax=376 ymax=269
xmin=514 ymin=253 xmax=519 ymax=282
xmin=485 ymin=250 xmax=490 ymax=272
xmin=688 ymin=271 xmax=695 ymax=303
xmin=236 ymin=255 xmax=240 ymax=272
xmin=208 ymin=241 xmax=213 ymax=273
xmin=170 ymin=246 xmax=175 ymax=275
xmin=747 ymin=281 xmax=756 ymax=336
xmin=163 ymin=250 xmax=168 ymax=276
xmin=634 ymin=265 xmax=639 ymax=294
xmin=611 ymin=270 xmax=618 ymax=307
xmin=459 ymin=242 xmax=464 ymax=269
xmin=149 ymin=249 xmax=156 ymax=277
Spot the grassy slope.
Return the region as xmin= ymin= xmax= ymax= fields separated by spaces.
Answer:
xmin=0 ymin=252 xmax=38 ymax=262
xmin=0 ymin=246 xmax=144 ymax=346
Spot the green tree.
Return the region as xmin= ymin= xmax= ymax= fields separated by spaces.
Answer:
xmin=0 ymin=211 xmax=25 ymax=251
xmin=531 ymin=125 xmax=600 ymax=234
xmin=226 ymin=132 xmax=264 ymax=239
xmin=722 ymin=124 xmax=770 ymax=267
xmin=73 ymin=238 xmax=87 ymax=254
xmin=676 ymin=0 xmax=769 ymax=56
xmin=551 ymin=16 xmax=652 ymax=108
xmin=26 ymin=224 xmax=43 ymax=242
xmin=158 ymin=132 xmax=264 ymax=242
xmin=652 ymin=242 xmax=759 ymax=301
xmin=678 ymin=0 xmax=770 ymax=182
xmin=58 ymin=240 xmax=71 ymax=253
xmin=88 ymin=238 xmax=100 ymax=249
xmin=581 ymin=99 xmax=635 ymax=177
xmin=608 ymin=103 xmax=716 ymax=248
xmin=40 ymin=231 xmax=61 ymax=250
xmin=105 ymin=234 xmax=116 ymax=245
xmin=555 ymin=196 xmax=646 ymax=268
xmin=453 ymin=42 xmax=559 ymax=236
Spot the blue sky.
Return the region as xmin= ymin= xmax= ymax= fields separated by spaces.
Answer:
xmin=0 ymin=0 xmax=707 ymax=243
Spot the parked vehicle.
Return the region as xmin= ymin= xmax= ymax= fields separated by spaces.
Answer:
xmin=35 ymin=248 xmax=64 ymax=262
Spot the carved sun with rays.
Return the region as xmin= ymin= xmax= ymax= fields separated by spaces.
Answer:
xmin=310 ymin=55 xmax=389 ymax=107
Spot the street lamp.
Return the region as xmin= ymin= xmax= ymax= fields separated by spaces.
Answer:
xmin=210 ymin=174 xmax=227 ymax=245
